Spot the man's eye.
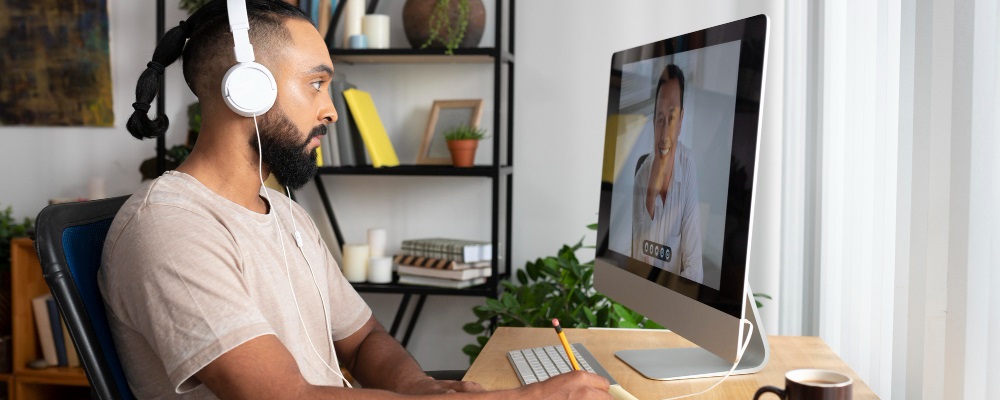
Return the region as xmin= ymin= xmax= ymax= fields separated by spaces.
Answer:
xmin=311 ymin=81 xmax=323 ymax=90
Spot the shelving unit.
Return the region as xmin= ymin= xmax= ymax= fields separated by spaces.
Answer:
xmin=9 ymin=238 xmax=90 ymax=400
xmin=311 ymin=0 xmax=515 ymax=347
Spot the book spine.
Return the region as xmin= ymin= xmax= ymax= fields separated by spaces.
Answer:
xmin=400 ymin=239 xmax=492 ymax=263
xmin=32 ymin=295 xmax=58 ymax=366
xmin=393 ymin=254 xmax=455 ymax=270
xmin=331 ymin=78 xmax=356 ymax=166
xmin=46 ymin=297 xmax=68 ymax=367
xmin=61 ymin=319 xmax=80 ymax=367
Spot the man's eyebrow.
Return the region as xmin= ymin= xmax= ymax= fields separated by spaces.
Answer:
xmin=306 ymin=64 xmax=335 ymax=78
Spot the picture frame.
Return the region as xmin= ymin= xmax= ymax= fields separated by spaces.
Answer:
xmin=417 ymin=99 xmax=484 ymax=165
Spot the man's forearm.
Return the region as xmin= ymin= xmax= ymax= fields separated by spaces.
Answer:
xmin=349 ymin=328 xmax=432 ymax=393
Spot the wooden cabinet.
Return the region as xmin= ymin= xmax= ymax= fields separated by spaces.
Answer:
xmin=9 ymin=238 xmax=90 ymax=400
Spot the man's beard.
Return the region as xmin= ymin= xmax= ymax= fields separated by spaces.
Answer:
xmin=249 ymin=110 xmax=327 ymax=190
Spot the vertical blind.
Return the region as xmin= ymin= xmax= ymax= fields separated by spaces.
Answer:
xmin=787 ymin=0 xmax=999 ymax=398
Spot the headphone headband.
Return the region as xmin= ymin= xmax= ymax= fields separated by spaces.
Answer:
xmin=227 ymin=0 xmax=255 ymax=63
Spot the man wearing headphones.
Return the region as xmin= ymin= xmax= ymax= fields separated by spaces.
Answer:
xmin=100 ymin=1 xmax=611 ymax=398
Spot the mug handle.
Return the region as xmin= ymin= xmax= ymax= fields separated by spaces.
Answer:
xmin=754 ymin=386 xmax=785 ymax=399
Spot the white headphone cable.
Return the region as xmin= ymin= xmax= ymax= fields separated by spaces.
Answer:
xmin=285 ymin=184 xmax=342 ymax=380
xmin=253 ymin=115 xmax=352 ymax=388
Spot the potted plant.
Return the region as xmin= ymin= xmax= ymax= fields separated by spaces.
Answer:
xmin=403 ymin=0 xmax=486 ymax=55
xmin=443 ymin=124 xmax=487 ymax=168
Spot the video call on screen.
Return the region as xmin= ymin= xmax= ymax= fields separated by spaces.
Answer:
xmin=607 ymin=40 xmax=741 ymax=291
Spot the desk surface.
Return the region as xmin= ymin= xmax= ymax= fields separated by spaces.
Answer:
xmin=464 ymin=327 xmax=878 ymax=399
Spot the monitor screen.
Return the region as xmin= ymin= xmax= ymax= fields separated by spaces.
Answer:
xmin=596 ymin=14 xmax=767 ymax=334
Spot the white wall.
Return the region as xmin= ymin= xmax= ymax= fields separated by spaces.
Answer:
xmin=0 ymin=0 xmax=784 ymax=371
xmin=0 ymin=1 xmax=195 ymax=219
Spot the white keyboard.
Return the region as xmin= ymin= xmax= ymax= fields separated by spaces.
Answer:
xmin=506 ymin=343 xmax=617 ymax=385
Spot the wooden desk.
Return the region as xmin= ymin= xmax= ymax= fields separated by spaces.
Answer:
xmin=464 ymin=327 xmax=878 ymax=399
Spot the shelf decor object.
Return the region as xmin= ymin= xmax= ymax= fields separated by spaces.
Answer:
xmin=418 ymin=99 xmax=484 ymax=165
xmin=402 ymin=0 xmax=486 ymax=54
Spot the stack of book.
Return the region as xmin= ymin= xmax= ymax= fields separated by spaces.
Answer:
xmin=31 ymin=293 xmax=80 ymax=368
xmin=393 ymin=255 xmax=492 ymax=289
xmin=400 ymin=238 xmax=492 ymax=263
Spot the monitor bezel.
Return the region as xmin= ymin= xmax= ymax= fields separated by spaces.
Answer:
xmin=595 ymin=14 xmax=769 ymax=320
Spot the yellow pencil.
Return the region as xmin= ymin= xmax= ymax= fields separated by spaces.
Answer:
xmin=552 ymin=318 xmax=582 ymax=371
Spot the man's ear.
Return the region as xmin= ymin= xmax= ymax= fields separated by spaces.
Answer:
xmin=676 ymin=108 xmax=685 ymax=135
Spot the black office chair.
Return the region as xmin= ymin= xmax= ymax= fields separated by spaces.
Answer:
xmin=35 ymin=195 xmax=134 ymax=400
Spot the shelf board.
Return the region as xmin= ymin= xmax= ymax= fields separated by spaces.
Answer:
xmin=317 ymin=165 xmax=512 ymax=177
xmin=351 ymin=281 xmax=497 ymax=296
xmin=14 ymin=367 xmax=89 ymax=386
xmin=330 ymin=47 xmax=502 ymax=64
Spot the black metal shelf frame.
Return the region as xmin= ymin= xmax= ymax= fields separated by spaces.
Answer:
xmin=312 ymin=0 xmax=515 ymax=348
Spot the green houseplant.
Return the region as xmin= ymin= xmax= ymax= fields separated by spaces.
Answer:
xmin=443 ymin=125 xmax=487 ymax=167
xmin=461 ymin=239 xmax=663 ymax=363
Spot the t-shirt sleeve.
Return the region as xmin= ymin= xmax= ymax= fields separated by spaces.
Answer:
xmin=102 ymin=204 xmax=274 ymax=393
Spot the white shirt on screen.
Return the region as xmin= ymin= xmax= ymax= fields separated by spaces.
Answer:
xmin=631 ymin=144 xmax=704 ymax=283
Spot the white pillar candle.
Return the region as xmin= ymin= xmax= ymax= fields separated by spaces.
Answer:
xmin=342 ymin=0 xmax=365 ymax=49
xmin=341 ymin=244 xmax=369 ymax=283
xmin=367 ymin=228 xmax=387 ymax=258
xmin=368 ymin=256 xmax=393 ymax=284
xmin=362 ymin=14 xmax=390 ymax=49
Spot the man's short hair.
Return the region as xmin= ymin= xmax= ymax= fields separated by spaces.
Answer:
xmin=655 ymin=64 xmax=686 ymax=110
xmin=182 ymin=1 xmax=310 ymax=100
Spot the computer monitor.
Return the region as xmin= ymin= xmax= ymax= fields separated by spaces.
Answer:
xmin=594 ymin=14 xmax=770 ymax=380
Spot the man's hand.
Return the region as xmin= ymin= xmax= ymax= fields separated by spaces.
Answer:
xmin=400 ymin=377 xmax=485 ymax=395
xmin=518 ymin=370 xmax=612 ymax=400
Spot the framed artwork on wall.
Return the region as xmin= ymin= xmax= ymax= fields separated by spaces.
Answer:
xmin=0 ymin=0 xmax=114 ymax=126
xmin=417 ymin=99 xmax=484 ymax=165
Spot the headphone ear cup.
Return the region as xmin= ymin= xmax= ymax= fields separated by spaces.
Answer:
xmin=222 ymin=61 xmax=277 ymax=117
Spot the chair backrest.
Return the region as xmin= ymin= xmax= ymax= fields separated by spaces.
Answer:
xmin=35 ymin=196 xmax=134 ymax=400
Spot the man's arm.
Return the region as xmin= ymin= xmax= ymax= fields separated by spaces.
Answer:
xmin=195 ymin=332 xmax=613 ymax=399
xmin=335 ymin=315 xmax=480 ymax=395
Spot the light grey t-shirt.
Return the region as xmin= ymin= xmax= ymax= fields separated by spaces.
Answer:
xmin=99 ymin=171 xmax=371 ymax=399
xmin=631 ymin=145 xmax=704 ymax=283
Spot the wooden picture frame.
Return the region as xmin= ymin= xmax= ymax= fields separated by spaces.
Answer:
xmin=417 ymin=99 xmax=484 ymax=165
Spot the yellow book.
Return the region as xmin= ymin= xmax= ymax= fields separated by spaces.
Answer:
xmin=342 ymin=88 xmax=400 ymax=167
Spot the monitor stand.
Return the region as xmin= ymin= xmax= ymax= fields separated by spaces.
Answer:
xmin=614 ymin=289 xmax=770 ymax=380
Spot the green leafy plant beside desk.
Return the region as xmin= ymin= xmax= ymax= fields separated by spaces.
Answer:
xmin=461 ymin=239 xmax=663 ymax=363
xmin=461 ymin=233 xmax=773 ymax=363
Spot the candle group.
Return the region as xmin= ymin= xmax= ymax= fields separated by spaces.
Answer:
xmin=341 ymin=228 xmax=391 ymax=283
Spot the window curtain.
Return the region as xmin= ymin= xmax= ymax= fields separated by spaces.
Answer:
xmin=784 ymin=0 xmax=1000 ymax=398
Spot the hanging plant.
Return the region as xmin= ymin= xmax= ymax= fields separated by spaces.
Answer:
xmin=421 ymin=0 xmax=471 ymax=54
xmin=403 ymin=0 xmax=486 ymax=55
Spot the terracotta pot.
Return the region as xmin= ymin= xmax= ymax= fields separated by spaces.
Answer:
xmin=446 ymin=139 xmax=478 ymax=167
xmin=402 ymin=0 xmax=486 ymax=50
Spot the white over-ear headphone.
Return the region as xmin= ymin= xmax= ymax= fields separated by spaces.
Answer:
xmin=223 ymin=0 xmax=278 ymax=117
